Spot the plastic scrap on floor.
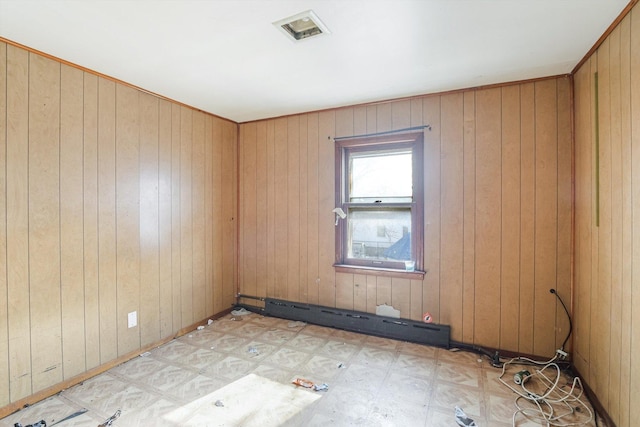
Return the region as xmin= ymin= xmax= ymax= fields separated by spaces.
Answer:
xmin=207 ymin=319 xmax=213 ymax=325
xmin=231 ymin=307 xmax=251 ymax=316
xmin=337 ymin=363 xmax=346 ymax=369
xmin=292 ymin=378 xmax=329 ymax=392
xmin=214 ymin=400 xmax=224 ymax=407
xmin=98 ymin=409 xmax=121 ymax=427
xmin=197 ymin=326 xmax=205 ymax=330
xmin=139 ymin=351 xmax=151 ymax=357
xmin=14 ymin=420 xmax=46 ymax=427
xmin=287 ymin=321 xmax=306 ymax=328
xmin=454 ymin=406 xmax=477 ymax=427
xmin=248 ymin=346 xmax=259 ymax=355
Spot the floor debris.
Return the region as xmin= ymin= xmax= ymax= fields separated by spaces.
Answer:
xmin=292 ymin=378 xmax=329 ymax=392
xmin=98 ymin=409 xmax=121 ymax=427
xmin=214 ymin=400 xmax=224 ymax=407
xmin=287 ymin=321 xmax=306 ymax=328
xmin=231 ymin=308 xmax=251 ymax=316
xmin=454 ymin=406 xmax=477 ymax=426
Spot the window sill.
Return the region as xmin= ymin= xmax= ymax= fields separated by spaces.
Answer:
xmin=333 ymin=264 xmax=426 ymax=279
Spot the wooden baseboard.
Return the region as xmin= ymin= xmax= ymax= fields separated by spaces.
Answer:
xmin=0 ymin=308 xmax=232 ymax=420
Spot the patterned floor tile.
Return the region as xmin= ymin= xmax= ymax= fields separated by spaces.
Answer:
xmin=167 ymin=374 xmax=229 ymax=402
xmin=381 ymin=371 xmax=432 ymax=404
xmin=437 ymin=347 xmax=484 ymax=367
xmin=430 ymin=381 xmax=485 ymax=420
xmin=230 ymin=322 xmax=269 ymax=338
xmin=151 ymin=339 xmax=199 ymax=361
xmin=252 ymin=364 xmax=295 ymax=384
xmin=363 ymin=335 xmax=400 ymax=351
xmin=115 ymin=398 xmax=181 ymax=426
xmin=258 ymin=328 xmax=297 ymax=345
xmin=300 ymin=355 xmax=344 ymax=380
xmin=317 ymin=339 xmax=359 ymax=361
xmin=330 ymin=329 xmax=367 ymax=344
xmin=351 ymin=347 xmax=396 ymax=369
xmin=398 ymin=341 xmax=438 ymax=359
xmin=203 ymin=355 xmax=257 ymax=380
xmin=435 ymin=361 xmax=482 ymax=387
xmin=61 ymin=373 xmax=129 ymax=405
xmin=90 ymin=384 xmax=160 ymax=414
xmin=284 ymin=333 xmax=327 ymax=352
xmin=233 ymin=340 xmax=279 ymax=361
xmin=110 ymin=355 xmax=169 ymax=380
xmin=367 ymin=392 xmax=429 ymax=426
xmin=179 ymin=328 xmax=225 ymax=347
xmin=173 ymin=347 xmax=226 ymax=370
xmin=335 ymin=363 xmax=387 ymax=394
xmin=139 ymin=364 xmax=197 ymax=391
xmin=266 ymin=347 xmax=312 ymax=370
xmin=391 ymin=353 xmax=436 ymax=378
xmin=209 ymin=334 xmax=251 ymax=353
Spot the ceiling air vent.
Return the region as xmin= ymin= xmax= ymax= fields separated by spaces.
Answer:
xmin=273 ymin=10 xmax=330 ymax=42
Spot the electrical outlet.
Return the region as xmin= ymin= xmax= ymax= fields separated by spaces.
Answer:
xmin=128 ymin=311 xmax=137 ymax=328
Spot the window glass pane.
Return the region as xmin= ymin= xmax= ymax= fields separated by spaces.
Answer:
xmin=350 ymin=150 xmax=412 ymax=203
xmin=347 ymin=209 xmax=411 ymax=261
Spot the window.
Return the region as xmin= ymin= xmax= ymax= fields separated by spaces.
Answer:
xmin=334 ymin=132 xmax=424 ymax=274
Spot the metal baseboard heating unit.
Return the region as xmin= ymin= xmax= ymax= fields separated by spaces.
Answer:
xmin=262 ymin=298 xmax=450 ymax=348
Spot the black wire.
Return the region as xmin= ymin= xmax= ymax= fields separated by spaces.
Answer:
xmin=550 ymin=289 xmax=572 ymax=350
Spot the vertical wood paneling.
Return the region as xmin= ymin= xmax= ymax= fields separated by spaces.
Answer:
xmin=139 ymin=93 xmax=160 ymax=346
xmin=298 ymin=115 xmax=309 ymax=303
xmin=589 ymin=56 xmax=600 ymax=388
xmin=170 ymin=104 xmax=182 ymax=326
xmin=60 ymin=64 xmax=86 ymax=379
xmin=474 ymin=88 xmax=502 ymax=349
xmin=519 ymin=82 xmax=536 ymax=355
xmin=606 ymin=27 xmax=622 ymax=424
xmin=158 ymin=100 xmax=173 ymax=336
xmin=439 ymin=93 xmax=464 ymax=339
xmin=255 ymin=121 xmax=268 ymax=299
xmin=221 ymin=121 xmax=237 ymax=308
xmin=29 ymin=54 xmax=62 ymax=391
xmin=618 ymin=14 xmax=632 ymax=427
xmin=595 ymin=38 xmax=612 ymax=402
xmin=192 ymin=112 xmax=206 ymax=321
xmin=287 ymin=116 xmax=300 ymax=302
xmin=0 ymin=42 xmax=9 ymax=407
xmin=422 ymin=96 xmax=441 ymax=322
xmin=629 ymin=8 xmax=640 ymax=424
xmin=1 ymin=41 xmax=237 ymax=411
xmin=274 ymin=118 xmax=288 ymax=299
xmin=573 ymin=61 xmax=592 ymax=376
xmin=115 ymin=84 xmax=140 ymax=356
xmin=555 ymin=77 xmax=572 ymax=354
xmin=6 ymin=44 xmax=31 ymax=401
xmin=500 ymin=85 xmax=521 ymax=352
xmin=318 ymin=111 xmax=336 ymax=307
xmin=462 ymin=91 xmax=476 ymax=343
xmin=180 ymin=107 xmax=193 ymax=326
xmin=211 ymin=117 xmax=223 ymax=315
xmin=306 ymin=114 xmax=320 ymax=305
xmin=241 ymin=123 xmax=257 ymax=299
xmin=203 ymin=115 xmax=214 ymax=315
xmin=572 ymin=6 xmax=640 ymax=424
xmin=265 ymin=120 xmax=276 ymax=301
xmin=83 ymin=73 xmax=100 ymax=371
xmin=97 ymin=77 xmax=117 ymax=364
xmin=533 ymin=79 xmax=558 ymax=358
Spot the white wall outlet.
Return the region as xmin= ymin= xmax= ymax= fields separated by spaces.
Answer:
xmin=128 ymin=311 xmax=137 ymax=328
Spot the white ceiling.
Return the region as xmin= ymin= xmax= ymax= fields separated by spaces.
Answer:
xmin=0 ymin=0 xmax=630 ymax=123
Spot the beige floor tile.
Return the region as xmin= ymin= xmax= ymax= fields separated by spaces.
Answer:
xmin=435 ymin=360 xmax=483 ymax=387
xmin=431 ymin=381 xmax=485 ymax=420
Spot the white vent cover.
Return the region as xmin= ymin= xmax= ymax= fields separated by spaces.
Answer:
xmin=273 ymin=10 xmax=330 ymax=42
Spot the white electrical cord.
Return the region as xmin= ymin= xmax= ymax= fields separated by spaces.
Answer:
xmin=498 ymin=354 xmax=593 ymax=427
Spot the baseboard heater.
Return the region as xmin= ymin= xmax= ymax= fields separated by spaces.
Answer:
xmin=259 ymin=298 xmax=450 ymax=348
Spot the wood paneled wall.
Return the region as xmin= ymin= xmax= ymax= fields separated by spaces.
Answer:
xmin=0 ymin=41 xmax=238 ymax=407
xmin=574 ymin=6 xmax=640 ymax=427
xmin=238 ymin=76 xmax=572 ymax=357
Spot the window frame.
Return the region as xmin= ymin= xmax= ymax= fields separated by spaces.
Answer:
xmin=334 ymin=132 xmax=424 ymax=277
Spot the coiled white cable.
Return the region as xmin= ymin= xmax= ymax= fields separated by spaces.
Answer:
xmin=498 ymin=355 xmax=593 ymax=427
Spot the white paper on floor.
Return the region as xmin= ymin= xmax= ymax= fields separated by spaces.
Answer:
xmin=164 ymin=373 xmax=322 ymax=426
